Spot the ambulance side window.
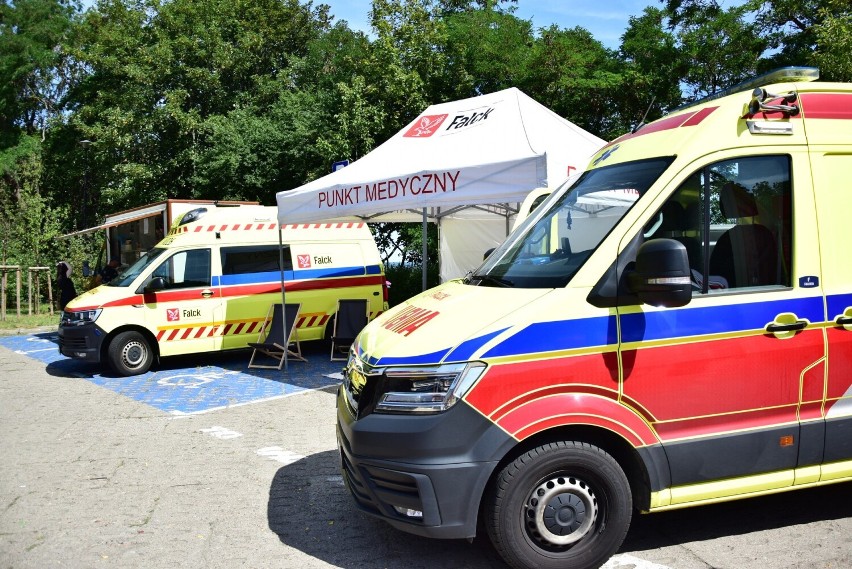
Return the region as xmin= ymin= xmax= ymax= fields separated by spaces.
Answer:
xmin=151 ymin=249 xmax=211 ymax=289
xmin=220 ymin=245 xmax=292 ymax=275
xmin=648 ymin=155 xmax=792 ymax=293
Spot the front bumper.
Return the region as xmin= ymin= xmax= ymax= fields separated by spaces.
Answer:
xmin=336 ymin=386 xmax=513 ymax=539
xmin=58 ymin=323 xmax=106 ymax=363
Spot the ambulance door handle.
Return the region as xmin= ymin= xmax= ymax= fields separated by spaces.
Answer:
xmin=765 ymin=319 xmax=807 ymax=333
xmin=837 ymin=315 xmax=852 ymax=326
xmin=201 ymin=289 xmax=214 ymax=298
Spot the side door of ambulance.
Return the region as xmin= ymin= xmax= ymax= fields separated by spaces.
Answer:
xmin=289 ymin=241 xmax=368 ymax=340
xmin=141 ymin=247 xmax=221 ymax=356
xmin=218 ymin=244 xmax=290 ymax=350
xmin=811 ymin=150 xmax=852 ymax=480
xmin=617 ymin=150 xmax=825 ymax=504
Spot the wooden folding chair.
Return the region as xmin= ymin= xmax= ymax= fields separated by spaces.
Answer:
xmin=330 ymin=299 xmax=369 ymax=361
xmin=247 ymin=303 xmax=306 ymax=369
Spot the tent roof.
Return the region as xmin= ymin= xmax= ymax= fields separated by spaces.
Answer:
xmin=276 ymin=87 xmax=604 ymax=224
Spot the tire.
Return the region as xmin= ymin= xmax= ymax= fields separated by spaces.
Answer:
xmin=485 ymin=441 xmax=632 ymax=569
xmin=107 ymin=331 xmax=154 ymax=376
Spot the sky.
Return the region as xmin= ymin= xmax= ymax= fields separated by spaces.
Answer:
xmin=320 ymin=0 xmax=659 ymax=50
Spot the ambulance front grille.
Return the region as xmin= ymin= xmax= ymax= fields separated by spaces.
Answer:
xmin=59 ymin=336 xmax=88 ymax=350
xmin=340 ymin=450 xmax=425 ymax=523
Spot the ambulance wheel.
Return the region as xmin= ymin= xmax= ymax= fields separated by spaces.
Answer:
xmin=108 ymin=331 xmax=153 ymax=376
xmin=485 ymin=441 xmax=632 ymax=569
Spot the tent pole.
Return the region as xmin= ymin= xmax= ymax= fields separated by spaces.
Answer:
xmin=278 ymin=225 xmax=288 ymax=372
xmin=422 ymin=208 xmax=428 ymax=291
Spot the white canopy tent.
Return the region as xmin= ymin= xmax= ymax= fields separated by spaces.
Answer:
xmin=276 ymin=87 xmax=605 ymax=281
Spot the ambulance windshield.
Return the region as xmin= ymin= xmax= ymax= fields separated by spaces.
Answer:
xmin=108 ymin=248 xmax=167 ymax=287
xmin=471 ymin=157 xmax=674 ymax=289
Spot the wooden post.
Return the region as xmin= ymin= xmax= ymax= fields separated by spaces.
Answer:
xmin=16 ymin=266 xmax=21 ymax=317
xmin=0 ymin=266 xmax=6 ymax=321
xmin=0 ymin=265 xmax=22 ymax=321
xmin=45 ymin=270 xmax=52 ymax=316
xmin=27 ymin=267 xmax=52 ymax=316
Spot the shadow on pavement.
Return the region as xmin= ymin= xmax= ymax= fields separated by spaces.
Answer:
xmin=42 ymin=340 xmax=342 ymax=382
xmin=267 ymin=450 xmax=508 ymax=569
xmin=623 ymin=479 xmax=852 ymax=552
xmin=268 ymin=448 xmax=852 ymax=568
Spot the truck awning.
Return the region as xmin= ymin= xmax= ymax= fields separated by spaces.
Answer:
xmin=57 ymin=204 xmax=167 ymax=239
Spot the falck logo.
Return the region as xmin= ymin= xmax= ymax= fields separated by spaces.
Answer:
xmin=403 ymin=114 xmax=448 ymax=138
xmin=297 ymin=254 xmax=312 ymax=269
xmin=166 ymin=308 xmax=180 ymax=322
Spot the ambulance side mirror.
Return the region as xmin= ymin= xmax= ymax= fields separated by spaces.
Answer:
xmin=145 ymin=277 xmax=167 ymax=292
xmin=628 ymin=239 xmax=692 ymax=308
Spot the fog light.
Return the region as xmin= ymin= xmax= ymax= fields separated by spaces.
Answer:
xmin=393 ymin=506 xmax=423 ymax=518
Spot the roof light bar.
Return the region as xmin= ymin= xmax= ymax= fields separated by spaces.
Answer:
xmin=677 ymin=67 xmax=820 ymax=112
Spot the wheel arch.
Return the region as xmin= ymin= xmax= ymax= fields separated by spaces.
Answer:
xmin=100 ymin=324 xmax=160 ymax=365
xmin=480 ymin=423 xmax=663 ymax=529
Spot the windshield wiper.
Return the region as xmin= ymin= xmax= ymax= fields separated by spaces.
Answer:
xmin=470 ymin=274 xmax=514 ymax=288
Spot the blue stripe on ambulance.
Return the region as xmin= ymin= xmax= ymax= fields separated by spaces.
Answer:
xmin=364 ymin=295 xmax=840 ymax=367
xmin=368 ymin=347 xmax=453 ymax=367
xmin=621 ymin=296 xmax=824 ymax=343
xmin=445 ymin=328 xmax=510 ymax=362
xmin=365 ymin=329 xmax=508 ymax=367
xmin=473 ymin=297 xmax=824 ymax=361
xmin=213 ymin=264 xmax=378 ymax=286
xmin=827 ymin=292 xmax=852 ymax=320
xmin=483 ymin=315 xmax=617 ymax=359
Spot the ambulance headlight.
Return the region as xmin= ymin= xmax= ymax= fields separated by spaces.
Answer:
xmin=375 ymin=362 xmax=486 ymax=414
xmin=61 ymin=309 xmax=102 ymax=326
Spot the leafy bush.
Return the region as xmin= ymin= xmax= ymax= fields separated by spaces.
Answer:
xmin=385 ymin=262 xmax=439 ymax=307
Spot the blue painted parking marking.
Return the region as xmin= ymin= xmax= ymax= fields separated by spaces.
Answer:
xmin=0 ymin=332 xmax=344 ymax=415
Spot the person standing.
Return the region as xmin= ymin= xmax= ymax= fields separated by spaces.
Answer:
xmin=56 ymin=261 xmax=78 ymax=311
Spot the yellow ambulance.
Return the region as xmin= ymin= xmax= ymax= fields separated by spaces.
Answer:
xmin=58 ymin=205 xmax=387 ymax=375
xmin=336 ymin=68 xmax=852 ymax=569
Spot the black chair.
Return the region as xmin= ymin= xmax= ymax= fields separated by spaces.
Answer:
xmin=330 ymin=299 xmax=369 ymax=361
xmin=247 ymin=303 xmax=306 ymax=369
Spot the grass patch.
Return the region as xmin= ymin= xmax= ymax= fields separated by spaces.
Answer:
xmin=0 ymin=308 xmax=59 ymax=332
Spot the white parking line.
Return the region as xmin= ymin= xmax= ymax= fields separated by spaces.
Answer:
xmin=199 ymin=426 xmax=243 ymax=440
xmin=256 ymin=446 xmax=304 ymax=465
xmin=15 ymin=348 xmax=56 ymax=355
xmin=602 ymin=553 xmax=673 ymax=569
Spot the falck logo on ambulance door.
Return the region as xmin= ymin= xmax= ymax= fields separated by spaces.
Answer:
xmin=166 ymin=308 xmax=180 ymax=322
xmin=403 ymin=114 xmax=448 ymax=138
xmin=297 ymin=254 xmax=312 ymax=269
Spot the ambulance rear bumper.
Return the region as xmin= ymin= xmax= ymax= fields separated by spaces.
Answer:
xmin=58 ymin=323 xmax=106 ymax=363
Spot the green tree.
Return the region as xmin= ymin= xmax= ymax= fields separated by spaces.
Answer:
xmin=0 ymin=0 xmax=78 ymax=140
xmin=745 ymin=0 xmax=852 ymax=81
xmin=0 ymin=0 xmax=79 ymax=289
xmin=667 ymin=1 xmax=852 ymax=85
xmin=619 ymin=7 xmax=685 ymax=125
xmin=367 ymin=0 xmax=447 ymax=134
xmin=440 ymin=7 xmax=534 ymax=98
xmin=812 ymin=0 xmax=852 ymax=81
xmin=666 ymin=1 xmax=767 ymax=99
xmin=524 ymin=25 xmax=623 ymax=139
xmin=67 ymin=0 xmax=331 ymax=214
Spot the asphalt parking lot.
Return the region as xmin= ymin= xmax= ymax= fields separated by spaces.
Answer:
xmin=1 ymin=330 xmax=851 ymax=569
